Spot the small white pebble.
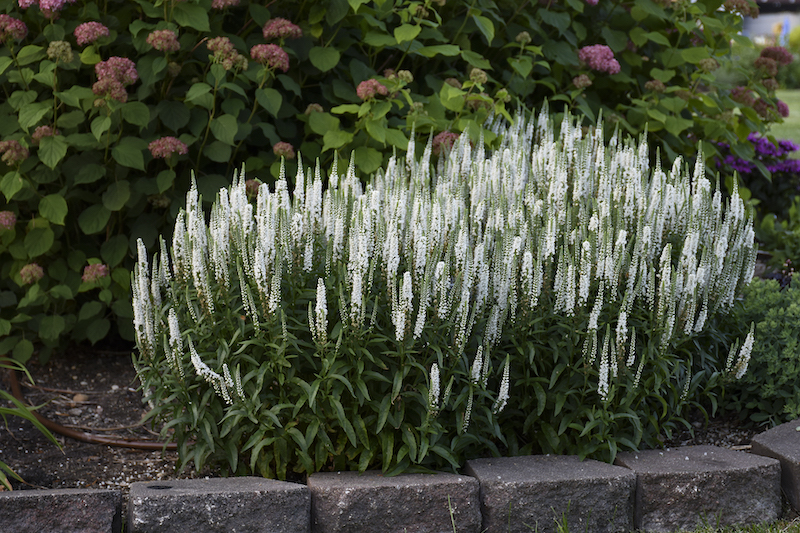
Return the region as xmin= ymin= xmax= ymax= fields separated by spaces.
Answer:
xmin=685 ymin=457 xmax=689 ymax=461
xmin=111 ymin=385 xmax=119 ymax=391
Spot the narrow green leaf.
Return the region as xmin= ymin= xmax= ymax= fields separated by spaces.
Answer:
xmin=413 ymin=45 xmax=460 ymax=58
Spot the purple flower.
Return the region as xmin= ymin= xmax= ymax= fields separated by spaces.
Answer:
xmin=95 ymin=57 xmax=138 ymax=85
xmin=32 ymin=125 xmax=59 ymax=145
xmin=578 ymin=44 xmax=621 ymax=74
xmin=74 ymin=21 xmax=108 ymax=46
xmin=19 ymin=263 xmax=44 ymax=285
xmin=760 ymin=46 xmax=793 ymax=66
xmin=211 ymin=0 xmax=240 ymax=7
xmin=82 ymin=263 xmax=108 ymax=283
xmin=149 ymin=136 xmax=188 ymax=159
xmin=0 ymin=211 xmax=16 ymax=230
xmin=0 ymin=14 xmax=28 ymax=41
xmin=250 ymin=44 xmax=289 ymax=72
xmin=730 ymin=86 xmax=755 ymax=107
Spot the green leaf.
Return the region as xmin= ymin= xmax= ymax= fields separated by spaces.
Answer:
xmin=1 ymin=171 xmax=24 ymax=201
xmin=39 ymin=194 xmax=68 ymax=225
xmin=665 ymin=116 xmax=693 ymax=136
xmin=186 ymin=82 xmax=213 ymax=104
xmin=91 ymin=116 xmax=112 ymax=142
xmin=24 ymin=227 xmax=54 ymax=257
xmin=39 ymin=316 xmax=65 ymax=342
xmin=414 ymin=44 xmax=460 ymax=58
xmin=646 ymin=31 xmax=671 ymax=46
xmin=121 ymin=102 xmax=151 ymax=128
xmin=355 ymin=146 xmax=382 ymax=174
xmin=365 ymin=119 xmax=386 ymax=144
xmin=13 ymin=339 xmax=34 ymax=363
xmin=508 ymin=57 xmax=533 ymax=78
xmin=204 ymin=141 xmax=232 ymax=163
xmin=384 ymin=128 xmax=409 ymax=150
xmin=87 ymin=319 xmax=111 ymax=344
xmin=38 ymin=136 xmax=68 ymax=170
xmin=439 ymin=83 xmax=466 ymax=112
xmin=601 ymin=27 xmax=629 ymax=52
xmin=331 ymin=104 xmax=360 ymax=114
xmin=0 ymin=319 xmax=10 ymax=336
xmin=156 ymin=169 xmax=176 ymax=193
xmin=460 ymin=50 xmax=492 ymax=69
xmin=256 ymin=88 xmax=283 ymax=118
xmin=394 ymin=24 xmax=421 ymax=44
xmin=102 ymin=181 xmax=131 ymax=211
xmin=309 ymin=112 xmax=341 ymax=136
xmin=322 ymin=129 xmax=353 ymax=152
xmin=56 ymin=87 xmax=94 ymax=109
xmin=16 ymin=45 xmax=45 ymax=66
xmin=647 ymin=108 xmax=667 ymax=123
xmin=364 ymin=31 xmax=396 ymax=47
xmin=308 ymin=47 xmax=341 ymax=72
xmin=78 ymin=204 xmax=111 ymax=235
xmin=57 ymin=110 xmax=85 ymax=129
xmin=539 ymin=10 xmax=571 ymax=33
xmin=74 ymin=163 xmax=106 ymax=185
xmin=157 ymin=101 xmax=191 ymax=132
xmin=326 ymin=0 xmax=349 ymax=25
xmin=18 ymin=102 xmax=50 ymax=131
xmin=0 ymin=57 xmax=13 ymax=76
xmin=210 ymin=114 xmax=238 ymax=145
xmin=101 ymin=235 xmax=129 ymax=267
xmin=650 ymin=68 xmax=676 ymax=83
xmin=112 ymin=137 xmax=146 ymax=170
xmin=681 ymin=47 xmax=710 ymax=64
xmin=79 ymin=47 xmax=102 ymax=65
xmin=80 ymin=302 xmax=104 ymax=322
xmin=173 ymin=2 xmax=210 ymax=31
xmin=472 ymin=15 xmax=494 ymax=43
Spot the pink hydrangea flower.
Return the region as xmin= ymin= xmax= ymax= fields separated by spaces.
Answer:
xmin=730 ymin=86 xmax=755 ymax=106
xmin=754 ymin=56 xmax=778 ymax=77
xmin=0 ymin=211 xmax=16 ymax=230
xmin=356 ymin=79 xmax=388 ymax=101
xmin=586 ymin=0 xmax=598 ymax=4
xmin=147 ymin=29 xmax=180 ymax=53
xmin=20 ymin=0 xmax=77 ymax=19
xmin=95 ymin=57 xmax=138 ymax=85
xmin=578 ymin=44 xmax=621 ymax=74
xmin=0 ymin=14 xmax=28 ymax=41
xmin=250 ymin=44 xmax=289 ymax=72
xmin=92 ymin=77 xmax=128 ymax=102
xmin=777 ymin=99 xmax=790 ymax=117
xmin=272 ymin=141 xmax=295 ymax=159
xmin=572 ymin=74 xmax=592 ymax=89
xmin=20 ymin=263 xmax=44 ymax=285
xmin=760 ymin=46 xmax=793 ymax=66
xmin=262 ymin=18 xmax=303 ymax=41
xmin=0 ymin=140 xmax=29 ymax=166
xmin=31 ymin=125 xmax=59 ymax=145
xmin=432 ymin=131 xmax=459 ymax=156
xmin=206 ymin=36 xmax=247 ymax=70
xmin=245 ymin=179 xmax=260 ymax=196
xmin=82 ymin=263 xmax=109 ymax=283
xmin=74 ymin=21 xmax=109 ymax=46
xmin=149 ymin=136 xmax=188 ymax=159
xmin=211 ymin=0 xmax=240 ymax=7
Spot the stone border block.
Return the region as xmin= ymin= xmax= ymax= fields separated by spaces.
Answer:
xmin=751 ymin=417 xmax=800 ymax=511
xmin=616 ymin=445 xmax=781 ymax=532
xmin=0 ymin=488 xmax=121 ymax=533
xmin=464 ymin=455 xmax=635 ymax=533
xmin=307 ymin=470 xmax=481 ymax=533
xmin=127 ymin=477 xmax=309 ymax=533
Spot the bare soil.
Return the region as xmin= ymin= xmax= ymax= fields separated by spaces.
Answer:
xmin=0 ymin=342 xmax=216 ymax=500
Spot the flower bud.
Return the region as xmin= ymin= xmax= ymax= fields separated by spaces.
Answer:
xmin=470 ymin=68 xmax=488 ymax=85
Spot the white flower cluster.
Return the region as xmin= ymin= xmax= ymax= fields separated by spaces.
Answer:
xmin=132 ymin=107 xmax=756 ymax=413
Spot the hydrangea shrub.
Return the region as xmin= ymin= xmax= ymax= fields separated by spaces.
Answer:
xmin=0 ymin=0 xmax=777 ymax=360
xmin=133 ymin=110 xmax=756 ymax=477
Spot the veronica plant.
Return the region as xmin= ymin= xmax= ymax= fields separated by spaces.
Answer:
xmin=133 ymin=108 xmax=757 ymax=478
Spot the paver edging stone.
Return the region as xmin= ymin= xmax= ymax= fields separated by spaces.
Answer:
xmin=616 ymin=445 xmax=782 ymax=533
xmin=464 ymin=454 xmax=636 ymax=533
xmin=751 ymin=417 xmax=800 ymax=512
xmin=0 ymin=487 xmax=121 ymax=533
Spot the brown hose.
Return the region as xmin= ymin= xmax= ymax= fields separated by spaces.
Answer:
xmin=6 ymin=368 xmax=177 ymax=451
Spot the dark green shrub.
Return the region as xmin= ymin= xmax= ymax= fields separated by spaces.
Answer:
xmin=0 ymin=0 xmax=779 ymax=363
xmin=723 ymin=277 xmax=800 ymax=426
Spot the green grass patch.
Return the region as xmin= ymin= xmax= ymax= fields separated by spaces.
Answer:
xmin=770 ymin=89 xmax=800 ymax=145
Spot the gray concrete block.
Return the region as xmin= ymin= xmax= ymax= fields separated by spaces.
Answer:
xmin=751 ymin=418 xmax=800 ymax=512
xmin=0 ymin=488 xmax=121 ymax=533
xmin=307 ymin=470 xmax=480 ymax=533
xmin=616 ymin=445 xmax=781 ymax=532
xmin=464 ymin=455 xmax=635 ymax=533
xmin=127 ymin=477 xmax=309 ymax=533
